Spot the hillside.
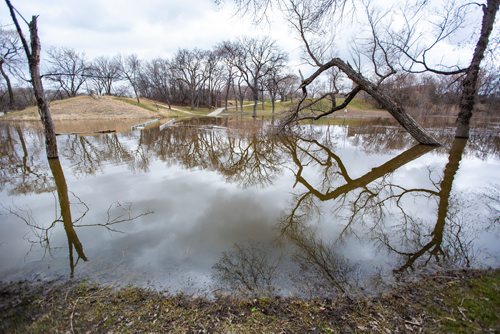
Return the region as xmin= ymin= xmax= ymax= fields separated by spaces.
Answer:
xmin=2 ymin=96 xmax=161 ymax=121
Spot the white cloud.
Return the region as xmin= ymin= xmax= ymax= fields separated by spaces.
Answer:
xmin=2 ymin=0 xmax=489 ymax=77
xmin=1 ymin=0 xmax=302 ymax=61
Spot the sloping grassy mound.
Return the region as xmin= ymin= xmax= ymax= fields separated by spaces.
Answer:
xmin=3 ymin=95 xmax=159 ymax=120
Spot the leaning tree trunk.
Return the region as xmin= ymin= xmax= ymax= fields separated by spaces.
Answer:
xmin=27 ymin=17 xmax=59 ymax=158
xmin=332 ymin=58 xmax=440 ymax=145
xmin=6 ymin=1 xmax=59 ymax=159
xmin=455 ymin=0 xmax=499 ymax=138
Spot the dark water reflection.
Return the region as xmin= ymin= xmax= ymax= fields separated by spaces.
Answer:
xmin=0 ymin=118 xmax=499 ymax=298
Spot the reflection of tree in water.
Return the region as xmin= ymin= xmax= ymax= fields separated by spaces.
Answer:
xmin=281 ymin=131 xmax=493 ymax=278
xmin=49 ymin=158 xmax=88 ymax=277
xmin=0 ymin=124 xmax=51 ymax=194
xmin=3 ymin=122 xmax=497 ymax=285
xmin=347 ymin=121 xmax=499 ymax=158
xmin=285 ymin=224 xmax=359 ymax=299
xmin=140 ymin=118 xmax=285 ymax=188
xmin=212 ymin=243 xmax=280 ymax=297
xmin=211 ymin=235 xmax=358 ymax=298
xmin=379 ymin=138 xmax=480 ymax=273
xmin=280 ymin=133 xmax=434 ymax=234
xmin=4 ymin=120 xmax=496 ymax=189
xmin=6 ymin=154 xmax=152 ymax=278
xmin=60 ymin=132 xmax=148 ymax=175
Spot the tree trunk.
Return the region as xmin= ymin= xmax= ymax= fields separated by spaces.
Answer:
xmin=261 ymin=89 xmax=265 ymax=110
xmin=6 ymin=1 xmax=59 ymax=159
xmin=28 ymin=18 xmax=59 ymax=158
xmin=455 ymin=0 xmax=498 ymax=138
xmin=133 ymin=84 xmax=140 ymax=104
xmin=331 ymin=58 xmax=439 ymax=145
xmin=208 ymin=87 xmax=212 ymax=109
xmin=252 ymin=88 xmax=258 ymax=118
xmin=224 ymin=78 xmax=231 ymax=110
xmin=0 ymin=61 xmax=14 ymax=110
xmin=271 ymin=96 xmax=275 ymax=118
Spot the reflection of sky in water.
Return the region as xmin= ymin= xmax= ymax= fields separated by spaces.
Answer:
xmin=0 ymin=122 xmax=499 ymax=296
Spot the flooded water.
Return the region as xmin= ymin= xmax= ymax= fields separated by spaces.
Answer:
xmin=0 ymin=117 xmax=499 ymax=298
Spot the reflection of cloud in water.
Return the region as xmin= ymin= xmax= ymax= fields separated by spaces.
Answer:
xmin=85 ymin=168 xmax=287 ymax=292
xmin=1 ymin=121 xmax=499 ymax=297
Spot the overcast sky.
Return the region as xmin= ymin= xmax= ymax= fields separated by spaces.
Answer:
xmin=0 ymin=0 xmax=304 ymax=61
xmin=1 ymin=0 xmax=495 ymax=77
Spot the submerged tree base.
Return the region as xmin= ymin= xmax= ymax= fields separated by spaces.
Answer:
xmin=1 ymin=269 xmax=498 ymax=333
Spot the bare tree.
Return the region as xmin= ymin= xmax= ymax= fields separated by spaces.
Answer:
xmin=119 ymin=54 xmax=142 ymax=103
xmin=216 ymin=44 xmax=237 ymax=110
xmin=277 ymin=1 xmax=439 ymax=145
xmin=264 ymin=69 xmax=299 ymax=118
xmin=4 ymin=0 xmax=58 ymax=158
xmin=45 ymin=47 xmax=88 ymax=98
xmin=170 ymin=48 xmax=207 ymax=110
xmin=221 ymin=37 xmax=287 ymax=117
xmin=89 ymin=55 xmax=121 ymax=95
xmin=0 ymin=27 xmax=22 ymax=111
xmin=454 ymin=0 xmax=498 ymax=138
xmin=139 ymin=58 xmax=173 ymax=108
xmin=235 ymin=74 xmax=249 ymax=112
xmin=222 ymin=0 xmax=498 ymax=143
xmin=277 ymin=73 xmax=299 ymax=102
xmin=203 ymin=50 xmax=225 ymax=108
xmin=390 ymin=0 xmax=499 ymax=138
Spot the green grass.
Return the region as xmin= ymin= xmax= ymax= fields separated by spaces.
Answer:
xmin=228 ymin=97 xmax=381 ymax=118
xmin=225 ymin=100 xmax=295 ymax=118
xmin=337 ymin=97 xmax=382 ymax=110
xmin=115 ymin=97 xmax=381 ymax=120
xmin=173 ymin=105 xmax=212 ymax=115
xmin=438 ymin=270 xmax=500 ymax=333
xmin=223 ymin=97 xmax=383 ymax=121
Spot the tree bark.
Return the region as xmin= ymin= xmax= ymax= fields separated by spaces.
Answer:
xmin=330 ymin=58 xmax=439 ymax=145
xmin=252 ymin=87 xmax=258 ymax=118
xmin=224 ymin=77 xmax=232 ymax=110
xmin=27 ymin=17 xmax=59 ymax=158
xmin=455 ymin=0 xmax=499 ymax=138
xmin=0 ymin=60 xmax=14 ymax=110
xmin=6 ymin=1 xmax=59 ymax=159
xmin=271 ymin=98 xmax=275 ymax=117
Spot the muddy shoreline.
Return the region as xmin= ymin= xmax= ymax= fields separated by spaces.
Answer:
xmin=1 ymin=269 xmax=498 ymax=333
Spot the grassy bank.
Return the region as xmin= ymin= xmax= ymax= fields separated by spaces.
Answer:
xmin=222 ymin=98 xmax=389 ymax=120
xmin=1 ymin=269 xmax=498 ymax=333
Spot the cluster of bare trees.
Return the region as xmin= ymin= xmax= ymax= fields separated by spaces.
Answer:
xmin=2 ymin=0 xmax=498 ymax=159
xmin=0 ymin=30 xmax=300 ymax=113
xmin=222 ymin=0 xmax=498 ymax=142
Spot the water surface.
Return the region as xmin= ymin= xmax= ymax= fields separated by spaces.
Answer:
xmin=0 ymin=118 xmax=498 ymax=297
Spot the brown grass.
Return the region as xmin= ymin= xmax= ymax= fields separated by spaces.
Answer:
xmin=2 ymin=95 xmax=159 ymax=121
xmin=1 ymin=270 xmax=498 ymax=333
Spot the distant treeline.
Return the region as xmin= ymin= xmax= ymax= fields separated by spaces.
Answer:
xmin=0 ymin=30 xmax=498 ymax=115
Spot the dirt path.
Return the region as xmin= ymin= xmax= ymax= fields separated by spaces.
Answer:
xmin=207 ymin=107 xmax=225 ymax=116
xmin=211 ymin=103 xmax=256 ymax=116
xmin=156 ymin=103 xmax=195 ymax=115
